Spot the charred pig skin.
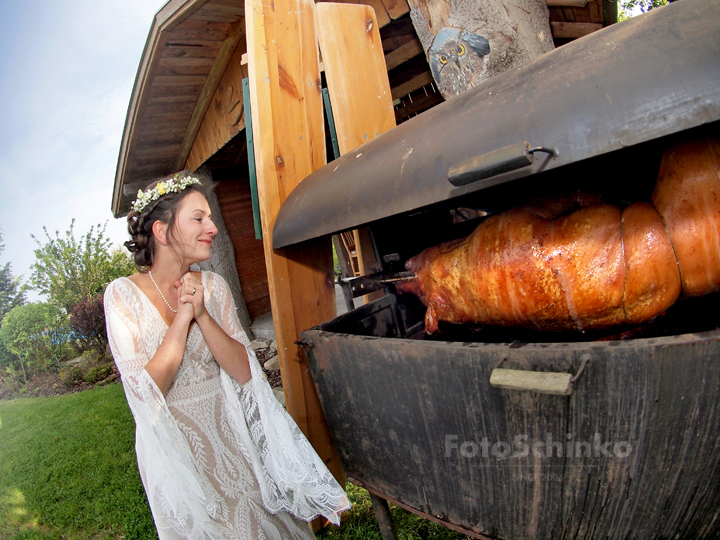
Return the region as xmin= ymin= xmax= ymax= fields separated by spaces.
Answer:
xmin=398 ymin=136 xmax=720 ymax=334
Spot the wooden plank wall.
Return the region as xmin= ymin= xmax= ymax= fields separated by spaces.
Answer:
xmin=185 ymin=36 xmax=248 ymax=171
xmin=214 ymin=171 xmax=271 ymax=320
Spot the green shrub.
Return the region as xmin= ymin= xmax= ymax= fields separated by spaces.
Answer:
xmin=54 ymin=342 xmax=79 ymax=364
xmin=83 ymin=365 xmax=113 ymax=384
xmin=2 ymin=364 xmax=23 ymax=391
xmin=68 ymin=295 xmax=107 ymax=354
xmin=0 ymin=303 xmax=72 ymax=381
xmin=80 ymin=349 xmax=103 ymax=365
xmin=59 ymin=366 xmax=85 ymax=387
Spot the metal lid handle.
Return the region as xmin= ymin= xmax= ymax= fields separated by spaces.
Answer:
xmin=448 ymin=142 xmax=558 ymax=187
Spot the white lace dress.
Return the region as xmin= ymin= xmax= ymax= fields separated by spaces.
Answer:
xmin=104 ymin=271 xmax=349 ymax=540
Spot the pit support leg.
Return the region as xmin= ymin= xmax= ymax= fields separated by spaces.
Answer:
xmin=369 ymin=493 xmax=398 ymax=540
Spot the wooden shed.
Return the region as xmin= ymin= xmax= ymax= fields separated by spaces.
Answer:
xmin=111 ymin=0 xmax=617 ymax=512
xmin=112 ymin=0 xmax=616 ymax=216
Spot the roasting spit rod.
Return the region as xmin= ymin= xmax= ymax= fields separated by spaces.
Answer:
xmin=336 ymin=271 xmax=416 ymax=298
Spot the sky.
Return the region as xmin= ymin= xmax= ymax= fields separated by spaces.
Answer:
xmin=0 ymin=0 xmax=168 ymax=300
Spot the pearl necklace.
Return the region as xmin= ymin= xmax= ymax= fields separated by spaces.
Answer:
xmin=149 ymin=270 xmax=178 ymax=313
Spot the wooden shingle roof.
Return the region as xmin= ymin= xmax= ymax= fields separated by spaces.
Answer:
xmin=113 ymin=0 xmax=245 ymax=215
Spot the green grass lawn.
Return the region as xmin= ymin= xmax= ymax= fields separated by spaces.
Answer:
xmin=0 ymin=384 xmax=471 ymax=540
xmin=0 ymin=384 xmax=156 ymax=540
xmin=317 ymin=483 xmax=471 ymax=540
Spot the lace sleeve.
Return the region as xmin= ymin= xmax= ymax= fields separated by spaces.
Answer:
xmin=204 ymin=272 xmax=351 ymax=524
xmin=203 ymin=271 xmax=252 ymax=353
xmin=103 ymin=280 xmax=227 ymax=539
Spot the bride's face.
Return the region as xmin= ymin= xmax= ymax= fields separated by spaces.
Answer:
xmin=170 ymin=191 xmax=218 ymax=264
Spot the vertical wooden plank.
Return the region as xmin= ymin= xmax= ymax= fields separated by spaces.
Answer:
xmin=198 ymin=123 xmax=215 ymax=161
xmin=206 ymin=92 xmax=225 ymax=149
xmin=215 ymin=94 xmax=232 ymax=145
xmin=317 ymin=3 xmax=396 ymax=153
xmin=362 ymin=0 xmax=392 ymax=28
xmin=245 ymin=0 xmax=344 ymax=486
xmin=229 ymin=54 xmax=249 ymax=130
xmin=317 ymin=3 xmax=396 ymax=301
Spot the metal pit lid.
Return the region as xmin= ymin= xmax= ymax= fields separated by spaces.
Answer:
xmin=273 ymin=0 xmax=720 ymax=250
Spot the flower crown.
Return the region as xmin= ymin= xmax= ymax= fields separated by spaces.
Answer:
xmin=132 ymin=174 xmax=202 ymax=213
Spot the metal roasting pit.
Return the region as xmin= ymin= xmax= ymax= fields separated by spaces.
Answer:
xmin=275 ymin=1 xmax=720 ymax=538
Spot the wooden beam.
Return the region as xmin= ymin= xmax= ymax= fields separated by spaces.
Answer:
xmin=550 ymin=21 xmax=603 ymax=38
xmin=380 ymin=0 xmax=410 ymax=19
xmin=391 ymin=70 xmax=434 ymax=100
xmin=245 ymin=0 xmax=344 ymax=489
xmin=384 ymin=36 xmax=424 ymax=71
xmin=394 ymin=88 xmax=444 ymax=122
xmin=241 ymin=51 xmax=327 ymax=73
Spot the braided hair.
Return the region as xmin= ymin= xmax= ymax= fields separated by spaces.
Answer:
xmin=125 ymin=170 xmax=215 ymax=271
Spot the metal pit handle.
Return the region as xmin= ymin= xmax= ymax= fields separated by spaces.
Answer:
xmin=448 ymin=142 xmax=558 ymax=187
xmin=489 ymin=353 xmax=590 ymax=395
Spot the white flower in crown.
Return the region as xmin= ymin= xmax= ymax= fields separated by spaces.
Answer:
xmin=132 ymin=174 xmax=202 ymax=212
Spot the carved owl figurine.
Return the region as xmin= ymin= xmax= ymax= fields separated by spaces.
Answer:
xmin=429 ymin=27 xmax=491 ymax=99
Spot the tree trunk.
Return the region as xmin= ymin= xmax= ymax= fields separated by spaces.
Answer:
xmin=191 ymin=188 xmax=255 ymax=340
xmin=407 ymin=0 xmax=554 ymax=99
xmin=19 ymin=357 xmax=27 ymax=385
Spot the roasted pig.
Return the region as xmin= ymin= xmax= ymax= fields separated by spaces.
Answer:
xmin=397 ymin=135 xmax=720 ymax=334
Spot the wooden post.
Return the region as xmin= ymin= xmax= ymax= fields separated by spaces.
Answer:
xmin=316 ymin=3 xmax=396 ymax=151
xmin=369 ymin=493 xmax=399 ymax=540
xmin=245 ymin=0 xmax=344 ymax=491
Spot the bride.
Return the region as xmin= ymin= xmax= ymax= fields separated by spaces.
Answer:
xmin=104 ymin=172 xmax=349 ymax=539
